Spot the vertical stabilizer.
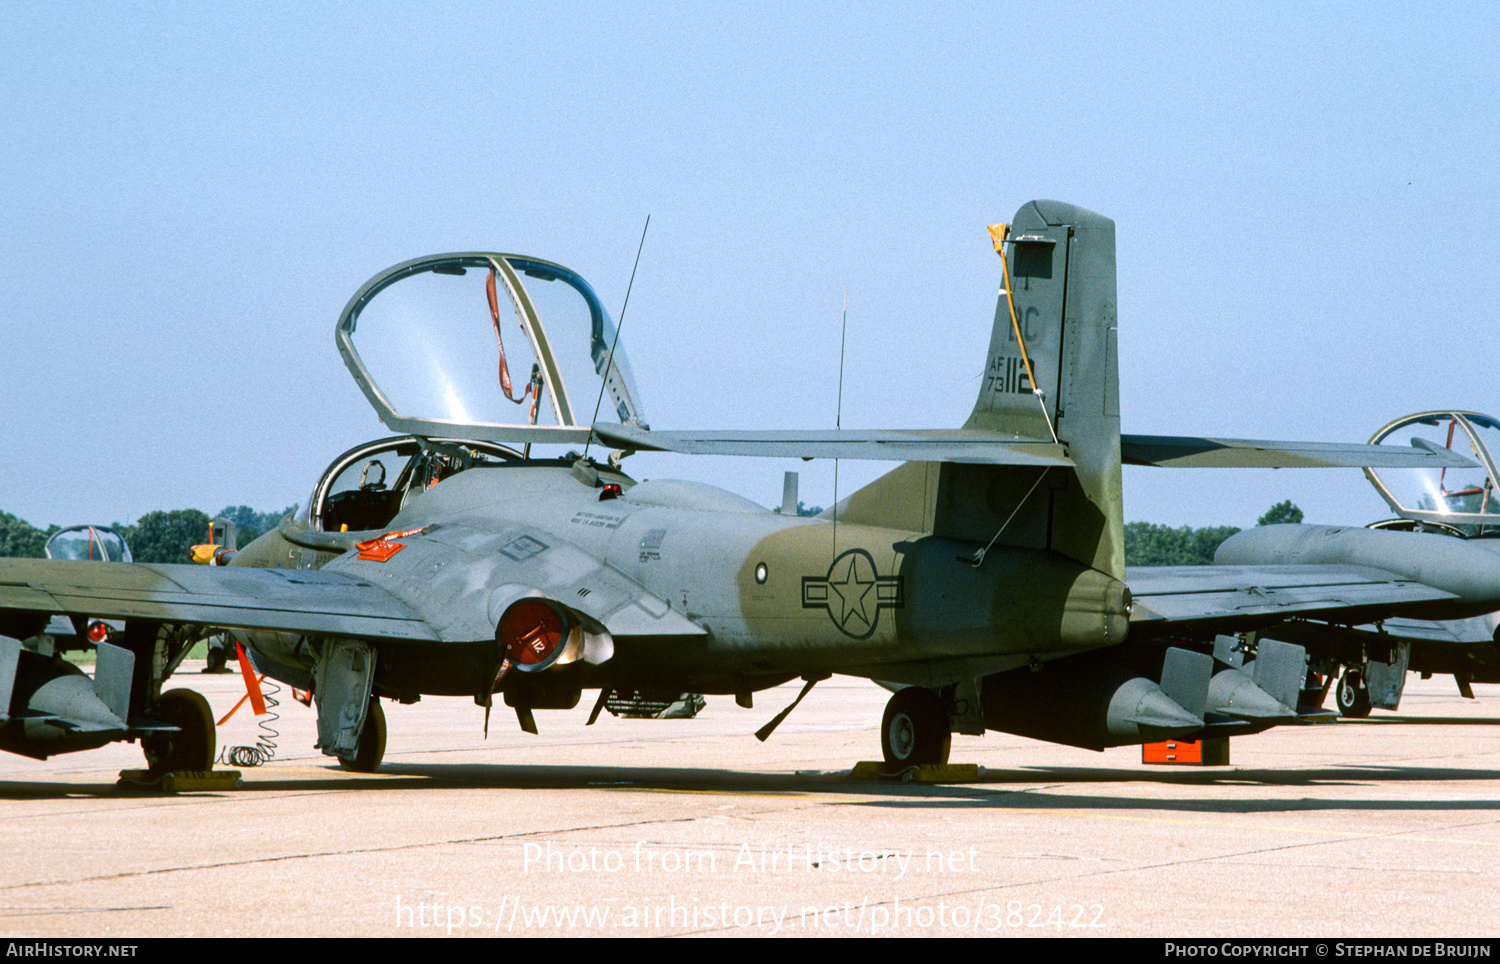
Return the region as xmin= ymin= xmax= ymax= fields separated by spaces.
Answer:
xmin=966 ymin=201 xmax=1118 ymax=442
xmin=840 ymin=201 xmax=1123 ymax=579
xmin=971 ymin=201 xmax=1122 ymax=578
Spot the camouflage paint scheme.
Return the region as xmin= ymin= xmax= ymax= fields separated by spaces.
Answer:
xmin=3 ymin=200 xmax=1498 ymax=773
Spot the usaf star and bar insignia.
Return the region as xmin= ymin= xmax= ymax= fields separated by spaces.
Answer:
xmin=802 ymin=548 xmax=904 ymax=639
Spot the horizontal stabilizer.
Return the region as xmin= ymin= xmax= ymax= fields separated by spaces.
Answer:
xmin=353 ymin=419 xmax=595 ymax=449
xmin=590 ymin=428 xmax=1461 ymax=470
xmin=592 ymin=424 xmax=1072 ymax=466
xmin=1121 ymin=434 xmax=1475 ymax=469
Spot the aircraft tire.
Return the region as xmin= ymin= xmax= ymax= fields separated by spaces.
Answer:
xmin=1336 ymin=670 xmax=1372 ymax=718
xmin=202 ymin=636 xmax=231 ymax=674
xmin=881 ymin=687 xmax=951 ymax=768
xmin=338 ymin=699 xmax=387 ymax=773
xmin=142 ymin=689 xmax=217 ymax=774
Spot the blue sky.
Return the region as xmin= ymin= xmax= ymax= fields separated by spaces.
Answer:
xmin=3 ymin=3 xmax=1498 ymax=531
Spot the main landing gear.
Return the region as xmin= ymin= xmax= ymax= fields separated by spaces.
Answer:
xmin=881 ymin=687 xmax=951 ymax=768
xmin=1336 ymin=670 xmax=1372 ymax=718
xmin=142 ymin=689 xmax=216 ymax=774
xmin=338 ymin=699 xmax=387 ymax=773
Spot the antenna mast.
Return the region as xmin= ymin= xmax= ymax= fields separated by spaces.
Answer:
xmin=583 ymin=215 xmax=650 ymax=461
xmin=832 ymin=291 xmax=848 ymax=559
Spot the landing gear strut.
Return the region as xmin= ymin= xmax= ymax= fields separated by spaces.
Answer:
xmin=338 ymin=699 xmax=387 ymax=773
xmin=142 ymin=689 xmax=216 ymax=774
xmin=1336 ymin=670 xmax=1372 ymax=718
xmin=881 ymin=687 xmax=951 ymax=768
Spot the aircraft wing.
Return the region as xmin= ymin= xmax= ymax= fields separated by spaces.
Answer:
xmin=0 ymin=558 xmax=440 ymax=642
xmin=1372 ymin=616 xmax=1492 ymax=643
xmin=1120 ymin=435 xmax=1474 ymax=468
xmin=1126 ymin=564 xmax=1457 ymax=628
xmin=592 ymin=425 xmax=1072 ymax=466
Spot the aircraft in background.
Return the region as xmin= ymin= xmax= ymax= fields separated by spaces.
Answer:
xmin=5 ymin=200 xmax=1500 ymax=775
xmin=1217 ymin=410 xmax=1500 ymax=717
xmin=23 ymin=525 xmax=134 ymax=656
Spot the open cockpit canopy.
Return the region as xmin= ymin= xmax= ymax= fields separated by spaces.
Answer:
xmin=1366 ymin=411 xmax=1500 ymax=535
xmin=43 ymin=525 xmax=132 ymax=562
xmin=337 ymin=254 xmax=646 ymax=448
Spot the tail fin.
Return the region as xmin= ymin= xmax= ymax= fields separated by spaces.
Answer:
xmin=840 ymin=200 xmax=1124 ymax=578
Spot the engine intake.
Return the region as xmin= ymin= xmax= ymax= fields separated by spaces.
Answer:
xmin=492 ymin=593 xmax=614 ymax=674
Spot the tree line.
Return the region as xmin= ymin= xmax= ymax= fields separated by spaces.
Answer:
xmin=0 ymin=505 xmax=297 ymax=565
xmin=0 ymin=499 xmax=1304 ymax=567
xmin=1124 ymin=500 xmax=1303 ymax=566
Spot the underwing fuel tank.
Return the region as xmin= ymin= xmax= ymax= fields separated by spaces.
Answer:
xmin=1214 ymin=524 xmax=1500 ymax=620
xmin=980 ymin=648 xmax=1205 ymax=750
xmin=0 ymin=635 xmax=132 ymax=759
xmin=1207 ymin=668 xmax=1297 ymax=723
xmin=1203 ymin=637 xmax=1305 ymax=724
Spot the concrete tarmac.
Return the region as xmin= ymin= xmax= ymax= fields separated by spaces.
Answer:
xmin=1 ymin=669 xmax=1498 ymax=938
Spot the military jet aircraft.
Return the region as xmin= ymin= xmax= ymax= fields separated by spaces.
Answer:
xmin=1216 ymin=410 xmax=1500 ymax=717
xmin=6 ymin=200 xmax=1500 ymax=775
xmin=24 ymin=525 xmax=134 ymax=656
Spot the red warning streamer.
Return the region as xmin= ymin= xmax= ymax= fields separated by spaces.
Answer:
xmin=487 ymin=268 xmax=535 ymax=406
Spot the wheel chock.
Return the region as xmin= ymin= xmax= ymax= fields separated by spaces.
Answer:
xmin=851 ymin=761 xmax=980 ymax=782
xmin=118 ymin=769 xmax=243 ymax=791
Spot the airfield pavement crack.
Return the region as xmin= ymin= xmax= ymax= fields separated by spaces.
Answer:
xmin=0 ymin=904 xmax=171 ymax=919
xmin=682 ymin=794 xmax=1500 ymax=936
xmin=0 ymin=785 xmax=387 ymax=826
xmin=981 ymin=799 xmax=1500 ymax=850
xmin=0 ymin=784 xmax=912 ymax=905
xmin=0 ymin=785 xmax=285 ymax=822
xmin=0 ymin=812 xmax=706 ymax=893
xmin=664 ymin=807 xmax=1500 ymax=937
xmin=387 ymin=732 xmax=795 ymax=759
xmin=947 ymin=801 xmax=1500 ymax=896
